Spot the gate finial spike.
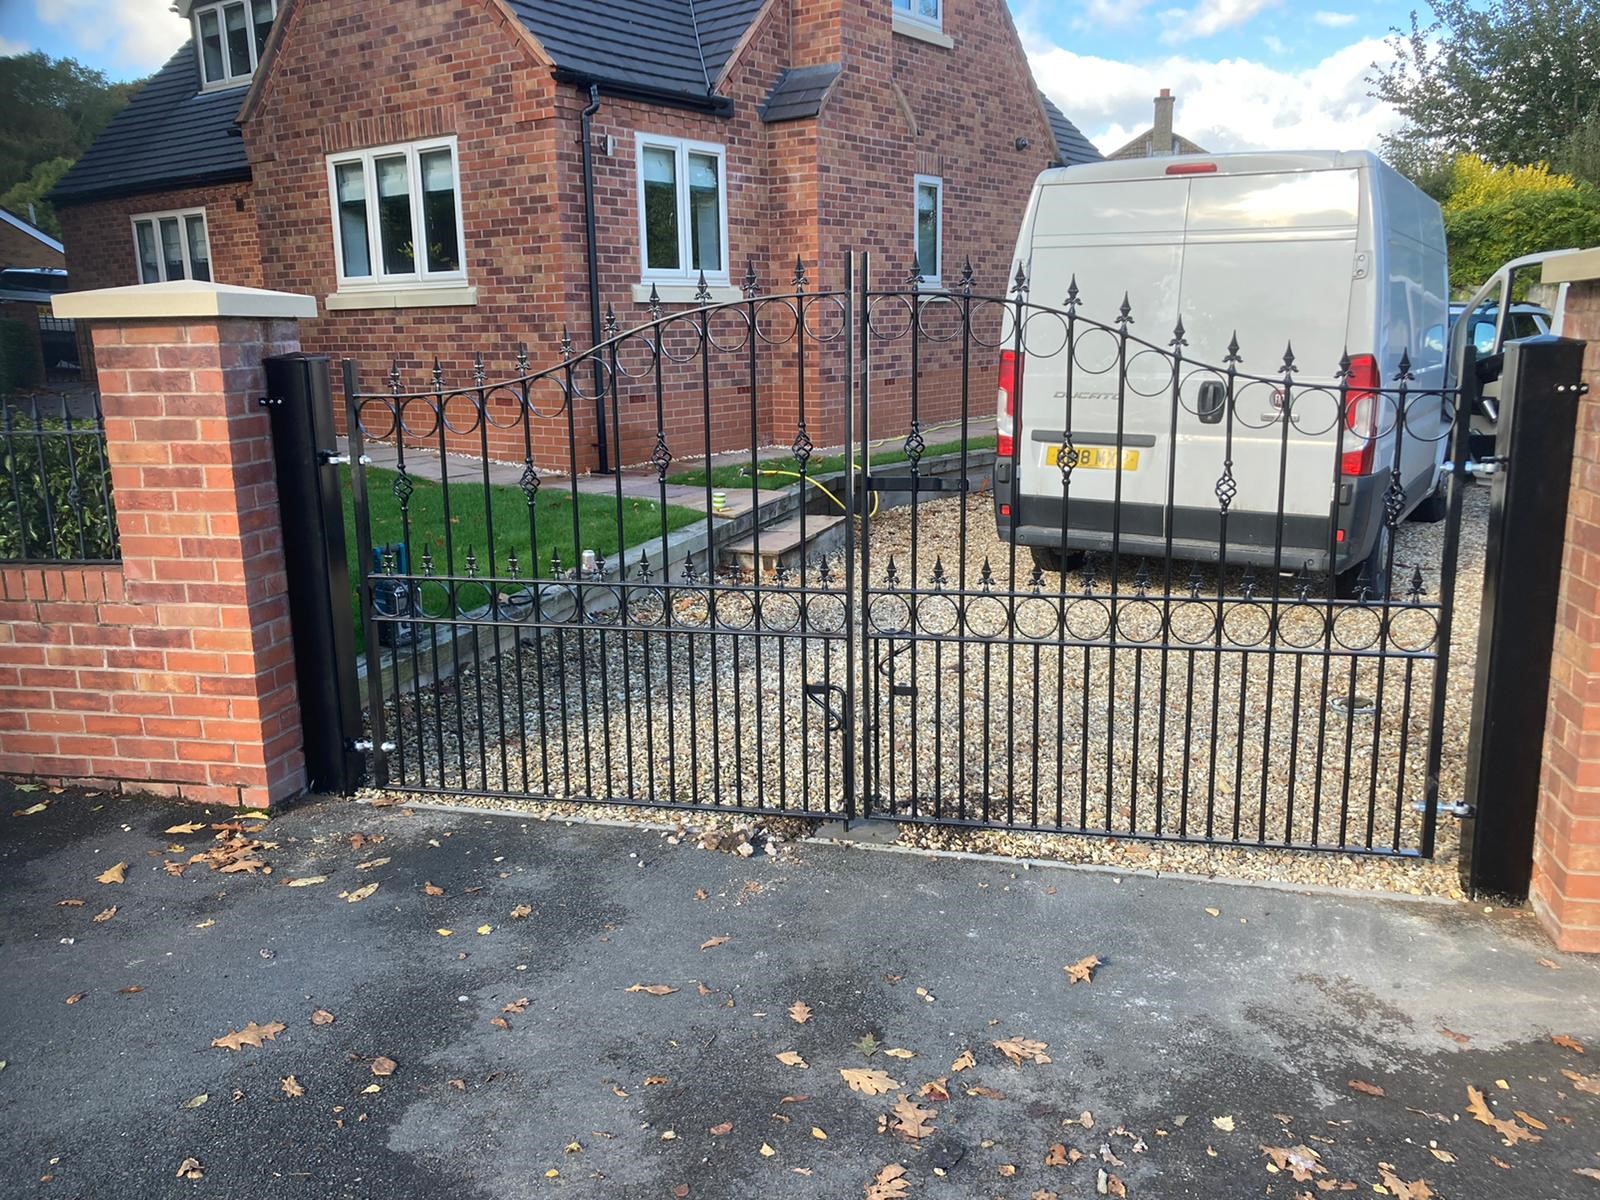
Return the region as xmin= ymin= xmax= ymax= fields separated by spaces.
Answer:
xmin=695 ymin=270 xmax=713 ymax=304
xmin=978 ymin=556 xmax=994 ymax=590
xmin=1170 ymin=316 xmax=1187 ymax=349
xmin=906 ymin=253 xmax=924 ymax=289
xmin=959 ymin=258 xmax=974 ymax=295
xmin=473 ymin=350 xmax=487 ymax=388
xmin=1010 ymin=261 xmax=1029 ymax=296
xmin=559 ymin=325 xmax=574 ymax=361
xmin=388 ymin=359 xmax=402 ymax=395
xmin=1280 ymin=341 xmax=1297 ymax=376
xmin=1029 ymin=562 xmax=1044 ymax=593
xmin=1065 ymin=274 xmax=1080 ymax=311
xmin=1116 ymin=292 xmax=1133 ymax=327
xmin=516 ymin=341 xmax=530 ymax=375
xmin=885 ymin=556 xmax=900 ymax=588
xmin=743 ymin=257 xmax=759 ymax=298
xmin=648 ymin=283 xmax=662 ymax=320
xmin=1408 ymin=564 xmax=1425 ymax=601
xmin=1337 ymin=347 xmax=1352 ymax=381
xmin=431 ymin=357 xmax=444 ymax=391
xmin=792 ymin=255 xmax=808 ymax=292
xmin=1396 ymin=347 xmax=1414 ymax=382
xmin=604 ymin=303 xmax=619 ymax=338
xmin=931 ymin=555 xmax=947 ymax=588
xmin=1225 ymin=331 xmax=1242 ymax=365
xmin=550 ymin=547 xmax=563 ymax=578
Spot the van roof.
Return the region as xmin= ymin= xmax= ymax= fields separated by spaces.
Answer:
xmin=1040 ymin=149 xmax=1382 ymax=185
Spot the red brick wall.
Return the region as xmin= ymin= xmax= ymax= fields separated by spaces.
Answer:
xmin=0 ymin=220 xmax=64 ymax=270
xmin=0 ymin=316 xmax=306 ymax=808
xmin=55 ymin=181 xmax=261 ymax=382
xmin=1534 ymin=277 xmax=1600 ymax=951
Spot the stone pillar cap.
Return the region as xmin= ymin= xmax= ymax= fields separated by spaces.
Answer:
xmin=1541 ymin=246 xmax=1600 ymax=285
xmin=53 ymin=280 xmax=317 ymax=321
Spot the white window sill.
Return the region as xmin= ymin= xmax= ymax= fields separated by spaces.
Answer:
xmin=325 ymin=286 xmax=478 ymax=311
xmin=631 ymin=282 xmax=742 ymax=305
xmin=892 ymin=16 xmax=954 ymax=48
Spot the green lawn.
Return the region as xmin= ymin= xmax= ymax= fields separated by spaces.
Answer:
xmin=667 ymin=434 xmax=996 ymax=492
xmin=339 ymin=466 xmax=701 ymax=653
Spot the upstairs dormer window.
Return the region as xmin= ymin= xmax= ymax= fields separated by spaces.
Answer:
xmin=195 ymin=0 xmax=276 ymax=88
xmin=893 ymin=0 xmax=942 ymax=31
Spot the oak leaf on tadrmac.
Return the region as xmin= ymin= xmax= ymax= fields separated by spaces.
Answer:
xmin=211 ymin=1021 xmax=286 ymax=1051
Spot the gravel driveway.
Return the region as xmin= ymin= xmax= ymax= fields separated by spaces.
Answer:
xmin=372 ymin=484 xmax=1488 ymax=898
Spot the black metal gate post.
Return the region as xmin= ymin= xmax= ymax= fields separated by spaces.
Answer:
xmin=262 ymin=353 xmax=364 ymax=795
xmin=1459 ymin=335 xmax=1588 ymax=899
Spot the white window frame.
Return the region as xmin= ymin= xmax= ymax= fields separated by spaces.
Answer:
xmin=634 ymin=133 xmax=731 ymax=286
xmin=892 ymin=0 xmax=943 ymax=32
xmin=325 ymin=135 xmax=468 ymax=291
xmin=130 ymin=208 xmax=212 ymax=283
xmin=914 ymin=174 xmax=943 ymax=286
xmin=193 ymin=0 xmax=277 ymax=91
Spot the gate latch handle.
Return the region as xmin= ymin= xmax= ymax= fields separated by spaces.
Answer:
xmin=803 ymin=682 xmax=848 ymax=732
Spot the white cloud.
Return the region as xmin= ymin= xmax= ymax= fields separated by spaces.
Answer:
xmin=1262 ymin=33 xmax=1290 ymax=54
xmin=1312 ymin=10 xmax=1358 ymax=27
xmin=1158 ymin=0 xmax=1279 ymax=44
xmin=0 ymin=35 xmax=29 ymax=57
xmin=34 ymin=0 xmax=187 ymax=73
xmin=1030 ymin=37 xmax=1402 ymax=155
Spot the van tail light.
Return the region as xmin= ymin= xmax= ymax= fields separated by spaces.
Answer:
xmin=997 ymin=349 xmax=1021 ymax=458
xmin=1341 ymin=354 xmax=1380 ymax=477
xmin=1165 ymin=162 xmax=1217 ymax=175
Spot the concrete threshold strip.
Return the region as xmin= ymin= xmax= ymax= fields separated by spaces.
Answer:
xmin=355 ymin=794 xmax=1457 ymax=908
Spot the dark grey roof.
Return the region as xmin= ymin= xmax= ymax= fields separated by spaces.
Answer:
xmin=504 ymin=0 xmax=767 ymax=102
xmin=760 ymin=63 xmax=841 ymax=123
xmin=1040 ymin=93 xmax=1104 ymax=167
xmin=51 ymin=43 xmax=249 ymax=205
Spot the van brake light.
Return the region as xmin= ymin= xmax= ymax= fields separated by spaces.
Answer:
xmin=997 ymin=349 xmax=1021 ymax=458
xmin=1341 ymin=354 xmax=1380 ymax=476
xmin=1165 ymin=162 xmax=1218 ymax=175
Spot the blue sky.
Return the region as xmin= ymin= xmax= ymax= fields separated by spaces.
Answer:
xmin=0 ymin=0 xmax=1413 ymax=154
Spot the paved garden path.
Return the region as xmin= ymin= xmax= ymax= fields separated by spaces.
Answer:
xmin=2 ymin=784 xmax=1597 ymax=1199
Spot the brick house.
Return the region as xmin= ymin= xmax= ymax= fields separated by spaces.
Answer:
xmin=1108 ymin=88 xmax=1206 ymax=160
xmin=0 ymin=208 xmax=66 ymax=271
xmin=52 ymin=0 xmax=1100 ymax=470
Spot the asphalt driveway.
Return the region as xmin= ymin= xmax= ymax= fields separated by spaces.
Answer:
xmin=2 ymin=785 xmax=1598 ymax=1199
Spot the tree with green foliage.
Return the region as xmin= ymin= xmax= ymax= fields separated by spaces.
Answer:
xmin=1370 ymin=0 xmax=1600 ymax=185
xmin=0 ymin=157 xmax=73 ymax=238
xmin=1435 ymin=156 xmax=1600 ymax=295
xmin=0 ymin=52 xmax=142 ymax=198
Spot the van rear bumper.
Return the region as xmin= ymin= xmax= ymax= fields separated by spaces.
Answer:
xmin=995 ymin=478 xmax=1388 ymax=575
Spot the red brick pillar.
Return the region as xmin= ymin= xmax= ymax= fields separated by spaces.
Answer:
xmin=1534 ymin=257 xmax=1600 ymax=951
xmin=0 ymin=281 xmax=319 ymax=808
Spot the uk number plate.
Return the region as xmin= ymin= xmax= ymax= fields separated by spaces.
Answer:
xmin=1046 ymin=445 xmax=1139 ymax=471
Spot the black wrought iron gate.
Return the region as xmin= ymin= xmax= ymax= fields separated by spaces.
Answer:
xmin=345 ymin=253 xmax=1474 ymax=857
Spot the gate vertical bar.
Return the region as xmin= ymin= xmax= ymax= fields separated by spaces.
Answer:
xmin=855 ymin=251 xmax=872 ymax=820
xmin=342 ymin=359 xmax=389 ymax=787
xmin=842 ymin=252 xmax=859 ymax=822
xmin=1420 ymin=345 xmax=1478 ymax=858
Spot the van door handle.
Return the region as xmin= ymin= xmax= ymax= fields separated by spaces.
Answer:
xmin=1197 ymin=381 xmax=1226 ymax=424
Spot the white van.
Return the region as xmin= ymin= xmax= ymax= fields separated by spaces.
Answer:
xmin=994 ymin=150 xmax=1450 ymax=596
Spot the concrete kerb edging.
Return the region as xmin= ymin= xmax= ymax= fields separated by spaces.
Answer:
xmin=359 ymin=794 xmax=1460 ymax=908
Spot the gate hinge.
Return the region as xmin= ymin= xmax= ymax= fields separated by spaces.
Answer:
xmin=1414 ymin=799 xmax=1472 ymax=818
xmin=320 ymin=450 xmax=372 ymax=467
xmin=1462 ymin=458 xmax=1504 ymax=478
xmin=349 ymin=738 xmax=396 ymax=753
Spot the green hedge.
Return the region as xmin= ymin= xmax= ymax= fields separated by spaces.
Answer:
xmin=0 ymin=416 xmax=118 ymax=562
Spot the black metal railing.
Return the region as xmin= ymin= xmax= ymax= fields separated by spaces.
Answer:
xmin=0 ymin=392 xmax=119 ymax=564
xmin=338 ymin=253 xmax=1473 ymax=858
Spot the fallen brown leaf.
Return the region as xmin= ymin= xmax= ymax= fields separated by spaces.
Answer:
xmin=284 ymin=876 xmax=327 ymax=888
xmin=865 ymin=1163 xmax=909 ymax=1200
xmin=1537 ymin=957 xmax=1562 ymax=970
xmin=1428 ymin=1148 xmax=1456 ymax=1164
xmin=64 ymin=992 xmax=86 ymax=1005
xmin=93 ymin=906 xmax=117 ymax=923
xmin=355 ymin=856 xmax=389 ymax=870
xmin=709 ymin=1122 xmax=732 ymax=1136
xmin=1377 ymin=1164 xmax=1433 ymax=1200
xmin=1347 ymin=1079 xmax=1384 ymax=1097
xmin=503 ymin=998 xmax=530 ymax=1015
xmin=165 ymin=822 xmax=205 ymax=834
xmin=1064 ymin=954 xmax=1101 ymax=985
xmin=776 ymin=1051 xmax=809 ymax=1068
xmin=211 ymin=1021 xmax=286 ymax=1051
xmin=700 ymin=936 xmax=730 ymax=951
xmin=118 ymin=985 xmax=143 ymax=995
xmin=951 ymin=1048 xmax=976 ymax=1072
xmin=965 ymin=1084 xmax=1006 ymax=1099
xmin=56 ymin=898 xmax=85 ymax=907
xmin=626 ymin=984 xmax=678 ymax=996
xmin=1466 ymin=1085 xmax=1541 ymax=1145
xmin=344 ymin=882 xmax=378 ymax=903
xmin=510 ymin=904 xmax=532 ymax=919
xmin=1261 ymin=1144 xmax=1325 ymax=1182
xmin=1553 ymin=1035 xmax=1586 ymax=1055
xmin=1099 ymin=1168 xmax=1126 ymax=1197
xmin=490 ymin=1017 xmax=510 ymax=1031
xmin=993 ymin=1037 xmax=1051 ymax=1066
xmin=310 ymin=1009 xmax=335 ymax=1026
xmin=1045 ymin=1143 xmax=1071 ymax=1167
xmin=788 ymin=1002 xmax=812 ymax=1024
xmin=280 ymin=1075 xmax=304 ymax=1098
xmin=1513 ymin=1110 xmax=1548 ymax=1130
xmin=1563 ymin=1068 xmax=1600 ymax=1095
xmin=97 ymin=862 xmax=127 ymax=885
xmin=175 ymin=1157 xmax=204 ymax=1180
xmin=1439 ymin=1026 xmax=1471 ymax=1045
xmin=998 ymin=1163 xmax=1017 ymax=1177
xmin=890 ymin=1094 xmax=937 ymax=1141
xmin=643 ymin=1076 xmax=670 ymax=1086
xmin=1574 ymin=1167 xmax=1600 ymax=1182
xmin=919 ymin=1077 xmax=950 ymax=1102
xmin=840 ymin=1068 xmax=899 ymax=1096
xmin=371 ymin=1056 xmax=397 ymax=1077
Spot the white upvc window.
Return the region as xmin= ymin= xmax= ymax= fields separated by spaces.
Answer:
xmin=325 ymin=137 xmax=467 ymax=289
xmin=131 ymin=208 xmax=212 ymax=283
xmin=893 ymin=0 xmax=943 ymax=31
xmin=636 ymin=134 xmax=729 ymax=285
xmin=194 ymin=0 xmax=276 ymax=89
xmin=914 ymin=175 xmax=943 ymax=285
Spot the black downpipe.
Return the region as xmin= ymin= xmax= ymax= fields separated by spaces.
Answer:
xmin=580 ymin=84 xmax=611 ymax=474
